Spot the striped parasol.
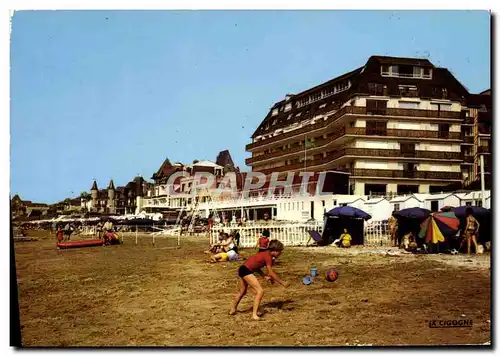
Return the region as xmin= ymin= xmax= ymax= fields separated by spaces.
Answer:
xmin=419 ymin=211 xmax=460 ymax=244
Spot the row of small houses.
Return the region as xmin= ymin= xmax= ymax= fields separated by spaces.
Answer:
xmin=343 ymin=191 xmax=490 ymax=222
xmin=274 ymin=190 xmax=490 ymax=222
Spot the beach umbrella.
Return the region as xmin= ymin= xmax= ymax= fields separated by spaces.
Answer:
xmin=440 ymin=206 xmax=455 ymax=212
xmin=453 ymin=206 xmax=491 ymax=218
xmin=394 ymin=207 xmax=431 ymax=219
xmin=325 ymin=206 xmax=371 ymax=220
xmin=419 ymin=211 xmax=460 ymax=244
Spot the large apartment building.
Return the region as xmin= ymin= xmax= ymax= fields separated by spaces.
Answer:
xmin=246 ymin=55 xmax=482 ymax=196
xmin=463 ymin=89 xmax=491 ymax=190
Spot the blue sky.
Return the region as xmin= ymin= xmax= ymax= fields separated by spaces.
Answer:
xmin=10 ymin=10 xmax=490 ymax=204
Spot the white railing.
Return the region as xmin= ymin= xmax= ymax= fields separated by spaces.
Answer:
xmin=79 ymin=226 xmax=98 ymax=236
xmin=211 ymin=222 xmax=323 ymax=248
xmin=364 ymin=220 xmax=391 ymax=246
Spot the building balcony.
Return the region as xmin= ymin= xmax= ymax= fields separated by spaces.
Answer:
xmin=461 ymin=155 xmax=474 ymax=164
xmin=345 ymin=127 xmax=462 ymax=140
xmin=461 ymin=136 xmax=474 ymax=144
xmin=342 ymin=148 xmax=462 ymax=160
xmin=478 ymin=126 xmax=491 ymax=135
xmin=256 ymin=147 xmax=463 ymax=175
xmin=247 ymin=106 xmax=462 ymax=151
xmin=477 ymin=146 xmax=491 ymax=155
xmin=259 ymin=154 xmax=341 ymax=175
xmin=463 ymin=116 xmax=475 ymax=125
xmin=350 ymin=169 xmax=462 ymax=181
xmin=246 ymin=136 xmax=333 ymax=165
xmin=247 ymin=128 xmax=462 ymax=166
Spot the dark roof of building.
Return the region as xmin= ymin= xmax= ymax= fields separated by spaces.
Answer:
xmin=91 ymin=181 xmax=98 ymax=191
xmin=152 ymin=159 xmax=185 ymax=181
xmin=468 ymin=92 xmax=492 ymax=109
xmin=216 ymin=150 xmax=235 ymax=167
xmin=25 ymin=202 xmax=49 ymax=208
xmin=108 ymin=180 xmax=115 ymax=190
xmin=251 ymin=55 xmax=473 ymax=138
xmin=370 ymin=55 xmax=433 ymax=67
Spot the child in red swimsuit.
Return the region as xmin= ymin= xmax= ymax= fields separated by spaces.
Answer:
xmin=255 ymin=229 xmax=270 ymax=252
xmin=56 ymin=226 xmax=64 ymax=243
xmin=230 ymin=240 xmax=289 ymax=320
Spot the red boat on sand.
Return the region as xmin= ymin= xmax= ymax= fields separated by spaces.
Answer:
xmin=56 ymin=239 xmax=105 ymax=249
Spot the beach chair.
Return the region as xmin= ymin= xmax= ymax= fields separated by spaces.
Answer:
xmin=306 ymin=230 xmax=324 ymax=246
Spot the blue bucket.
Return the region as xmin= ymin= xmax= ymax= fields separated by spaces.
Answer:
xmin=310 ymin=268 xmax=318 ymax=277
xmin=303 ymin=276 xmax=313 ymax=285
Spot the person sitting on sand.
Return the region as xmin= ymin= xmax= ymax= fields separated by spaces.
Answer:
xmin=334 ymin=229 xmax=352 ymax=248
xmin=255 ymin=229 xmax=270 ymax=252
xmin=205 ymin=232 xmax=229 ymax=254
xmin=210 ymin=248 xmax=243 ymax=263
xmin=104 ymin=230 xmax=120 ymax=245
xmin=401 ymin=232 xmax=417 ymax=251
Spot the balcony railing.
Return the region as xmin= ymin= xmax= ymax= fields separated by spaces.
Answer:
xmin=247 ymin=106 xmax=462 ymax=151
xmin=246 ymin=136 xmax=332 ymax=165
xmin=259 ymin=154 xmax=340 ymax=175
xmin=399 ymin=89 xmax=420 ymax=97
xmin=462 ymin=155 xmax=474 ymax=164
xmin=351 ymin=169 xmax=462 ymax=180
xmin=462 ymin=136 xmax=474 ymax=144
xmin=477 ymin=146 xmax=491 ymax=154
xmin=345 ymin=127 xmax=462 ymax=140
xmin=342 ymin=148 xmax=462 ymax=160
xmin=463 ymin=116 xmax=475 ymax=124
xmin=248 ymin=128 xmax=463 ymax=166
xmin=256 ymin=148 xmax=464 ymax=174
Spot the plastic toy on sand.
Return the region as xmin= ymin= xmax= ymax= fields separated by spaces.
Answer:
xmin=302 ymin=276 xmax=313 ymax=285
xmin=325 ymin=268 xmax=339 ymax=282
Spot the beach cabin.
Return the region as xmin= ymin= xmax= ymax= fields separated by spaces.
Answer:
xmin=363 ymin=197 xmax=391 ymax=221
xmin=423 ymin=193 xmax=461 ymax=212
xmin=454 ymin=191 xmax=491 ymax=209
xmin=389 ymin=194 xmax=424 ymax=212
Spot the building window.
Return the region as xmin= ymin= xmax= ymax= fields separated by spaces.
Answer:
xmin=400 ymin=143 xmax=416 ymax=156
xmin=394 ymin=203 xmax=400 ymax=212
xmin=366 ymin=99 xmax=387 ymax=115
xmin=475 ymin=200 xmax=483 ymax=207
xmin=430 ymin=200 xmax=439 ymax=212
xmin=398 ymin=65 xmax=414 ymax=77
xmin=366 ymin=120 xmax=387 ymax=136
xmin=333 ymin=199 xmax=337 ymax=206
xmin=368 ymin=83 xmax=386 ymax=96
xmin=399 ymin=85 xmax=419 ymax=97
xmin=402 ymin=163 xmax=417 ymax=178
xmin=438 ymin=123 xmax=450 ymax=139
xmin=431 ymin=87 xmax=449 ymax=100
xmin=399 ymin=101 xmax=420 ymax=109
xmin=465 ymin=201 xmax=472 ymax=206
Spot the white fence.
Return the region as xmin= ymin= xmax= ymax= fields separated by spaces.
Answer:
xmin=364 ymin=220 xmax=391 ymax=246
xmin=212 ymin=222 xmax=323 ymax=248
xmin=212 ymin=220 xmax=390 ymax=248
